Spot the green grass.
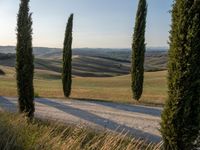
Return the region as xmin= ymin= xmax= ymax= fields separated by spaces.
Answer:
xmin=0 ymin=112 xmax=162 ymax=150
xmin=0 ymin=66 xmax=167 ymax=105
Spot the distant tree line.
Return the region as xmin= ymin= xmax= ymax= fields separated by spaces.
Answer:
xmin=15 ymin=0 xmax=200 ymax=149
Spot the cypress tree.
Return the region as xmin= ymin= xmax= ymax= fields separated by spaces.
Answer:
xmin=161 ymin=0 xmax=200 ymax=149
xmin=131 ymin=0 xmax=147 ymax=100
xmin=62 ymin=14 xmax=73 ymax=97
xmin=16 ymin=0 xmax=34 ymax=118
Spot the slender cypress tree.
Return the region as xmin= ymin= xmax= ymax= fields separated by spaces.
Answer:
xmin=16 ymin=0 xmax=34 ymax=118
xmin=161 ymin=0 xmax=200 ymax=149
xmin=131 ymin=0 xmax=147 ymax=101
xmin=62 ymin=14 xmax=73 ymax=97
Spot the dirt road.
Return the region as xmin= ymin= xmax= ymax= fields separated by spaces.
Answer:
xmin=0 ymin=96 xmax=162 ymax=142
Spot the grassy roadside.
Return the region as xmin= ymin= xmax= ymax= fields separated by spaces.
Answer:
xmin=0 ymin=66 xmax=167 ymax=106
xmin=0 ymin=112 xmax=162 ymax=150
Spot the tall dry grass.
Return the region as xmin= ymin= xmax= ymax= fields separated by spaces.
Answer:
xmin=0 ymin=112 xmax=162 ymax=150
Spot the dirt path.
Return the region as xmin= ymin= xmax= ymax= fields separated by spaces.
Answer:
xmin=0 ymin=96 xmax=162 ymax=142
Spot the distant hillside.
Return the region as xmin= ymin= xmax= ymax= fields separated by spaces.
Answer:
xmin=0 ymin=46 xmax=168 ymax=77
xmin=0 ymin=46 xmax=61 ymax=57
xmin=0 ymin=46 xmax=167 ymax=57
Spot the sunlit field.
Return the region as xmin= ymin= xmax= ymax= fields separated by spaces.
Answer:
xmin=0 ymin=66 xmax=167 ymax=105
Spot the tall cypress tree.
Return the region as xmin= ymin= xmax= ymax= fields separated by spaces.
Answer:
xmin=16 ymin=0 xmax=34 ymax=118
xmin=131 ymin=0 xmax=147 ymax=101
xmin=62 ymin=14 xmax=73 ymax=97
xmin=161 ymin=0 xmax=200 ymax=149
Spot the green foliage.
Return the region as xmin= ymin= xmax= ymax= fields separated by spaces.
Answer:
xmin=62 ymin=14 xmax=73 ymax=97
xmin=161 ymin=0 xmax=200 ymax=149
xmin=16 ymin=0 xmax=34 ymax=118
xmin=131 ymin=0 xmax=147 ymax=100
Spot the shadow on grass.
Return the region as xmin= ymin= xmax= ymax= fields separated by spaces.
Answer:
xmin=36 ymin=98 xmax=161 ymax=143
xmin=72 ymin=97 xmax=162 ymax=117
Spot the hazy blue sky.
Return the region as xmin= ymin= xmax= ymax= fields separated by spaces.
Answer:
xmin=0 ymin=0 xmax=173 ymax=48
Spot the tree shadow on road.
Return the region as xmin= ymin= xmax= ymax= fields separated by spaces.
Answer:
xmin=72 ymin=98 xmax=162 ymax=117
xmin=36 ymin=98 xmax=161 ymax=143
xmin=0 ymin=96 xmax=17 ymax=112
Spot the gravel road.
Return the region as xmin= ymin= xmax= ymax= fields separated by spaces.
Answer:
xmin=0 ymin=96 xmax=162 ymax=143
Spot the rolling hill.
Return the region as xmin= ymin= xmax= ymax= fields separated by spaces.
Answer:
xmin=0 ymin=46 xmax=168 ymax=77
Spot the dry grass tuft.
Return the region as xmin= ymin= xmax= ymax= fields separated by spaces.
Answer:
xmin=0 ymin=112 xmax=162 ymax=150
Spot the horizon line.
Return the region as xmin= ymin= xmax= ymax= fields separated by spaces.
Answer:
xmin=0 ymin=45 xmax=169 ymax=49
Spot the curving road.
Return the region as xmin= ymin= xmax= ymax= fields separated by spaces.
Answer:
xmin=0 ymin=96 xmax=162 ymax=143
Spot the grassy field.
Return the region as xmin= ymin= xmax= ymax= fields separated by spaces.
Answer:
xmin=0 ymin=66 xmax=167 ymax=105
xmin=0 ymin=112 xmax=162 ymax=150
